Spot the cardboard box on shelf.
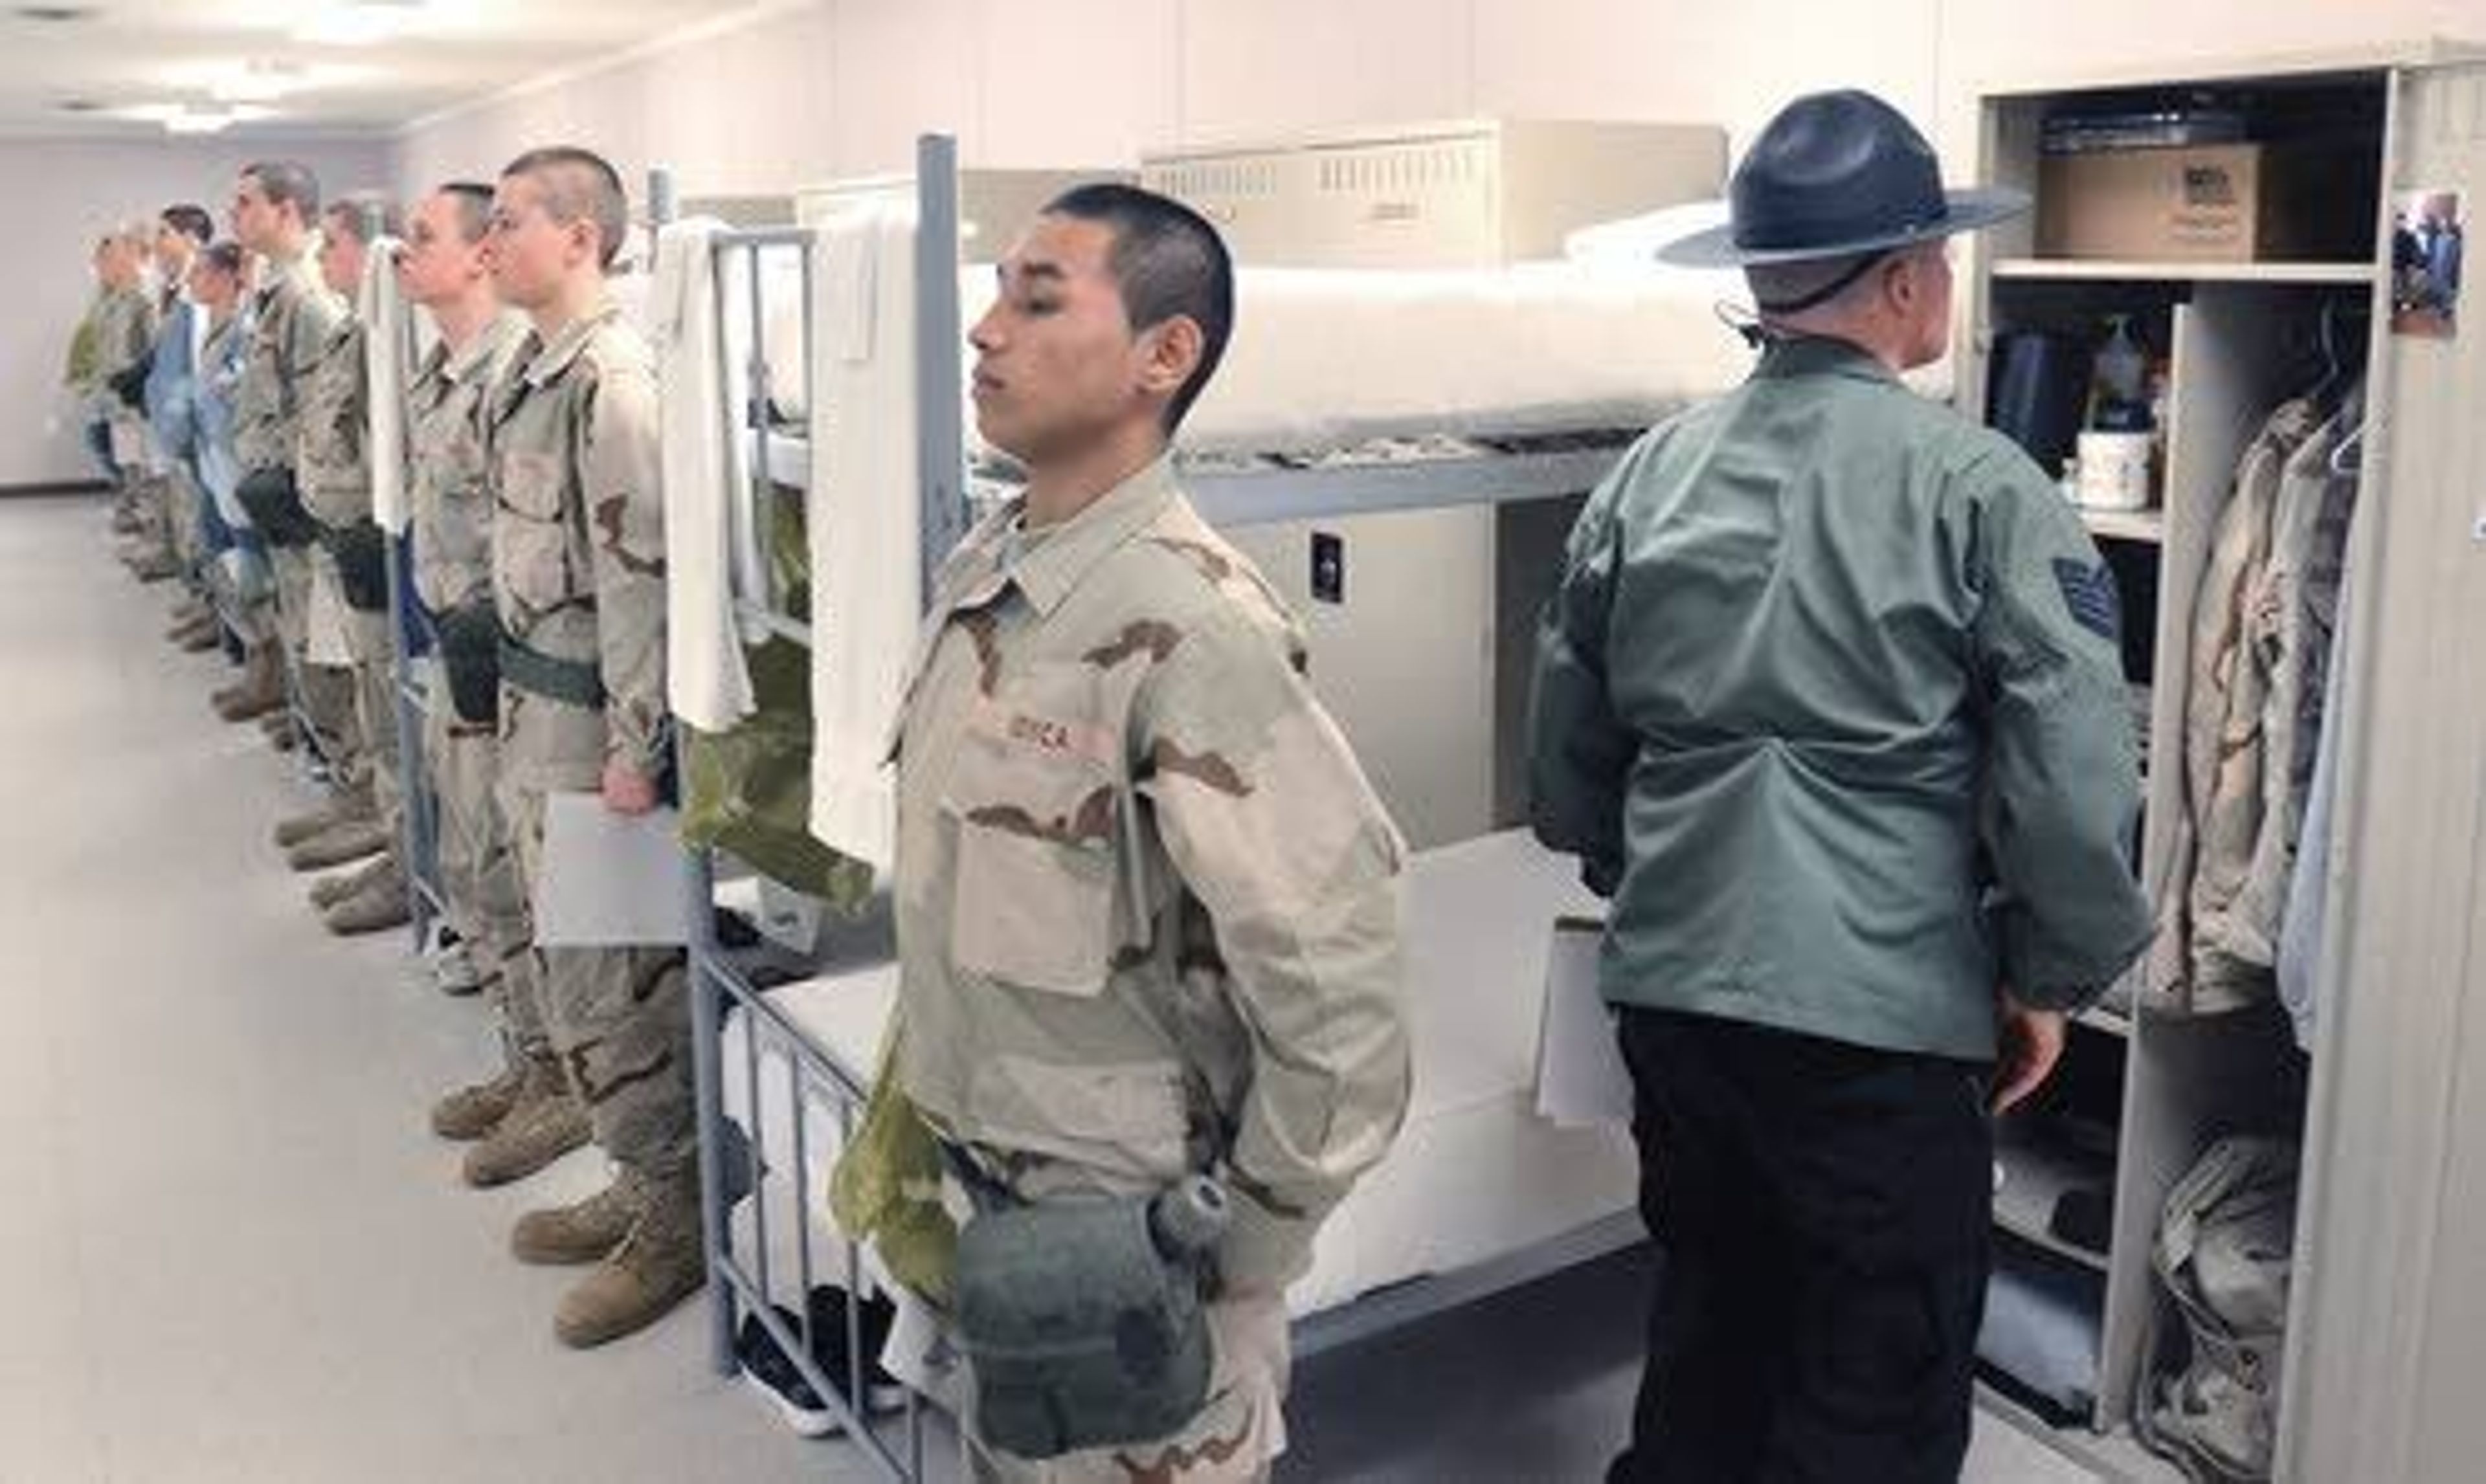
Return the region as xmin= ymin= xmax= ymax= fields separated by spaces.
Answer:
xmin=2036 ymin=141 xmax=2369 ymax=263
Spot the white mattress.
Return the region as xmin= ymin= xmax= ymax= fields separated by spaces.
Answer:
xmin=717 ymin=828 xmax=1637 ymax=1320
xmin=751 ymin=255 xmax=1760 ymax=454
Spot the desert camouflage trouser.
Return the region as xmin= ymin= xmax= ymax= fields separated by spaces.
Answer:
xmin=343 ymin=608 xmax=403 ymax=843
xmin=424 ymin=659 xmax=548 ymax=1063
xmin=162 ymin=468 xmax=199 ymax=578
xmin=269 ymin=544 xmax=361 ymax=775
xmin=502 ymin=766 xmax=694 ymax=1176
xmin=113 ymin=416 xmax=179 ymax=568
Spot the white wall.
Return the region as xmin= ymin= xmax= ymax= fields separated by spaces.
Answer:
xmin=3 ymin=135 xmax=394 ymax=489
xmin=391 ymin=0 xmax=2486 ymax=216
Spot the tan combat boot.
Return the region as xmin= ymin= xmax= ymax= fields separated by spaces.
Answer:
xmin=512 ymin=1169 xmax=645 ymax=1267
xmin=309 ymin=854 xmax=393 ymax=911
xmin=463 ymin=1062 xmax=591 ymax=1188
xmin=553 ymin=1169 xmax=708 ymax=1349
xmin=322 ymin=861 xmax=409 ymax=936
xmin=431 ymin=1062 xmax=526 ymax=1142
xmin=286 ymin=816 xmax=390 ymax=872
xmin=212 ymin=644 xmax=286 ymax=723
xmin=273 ymin=796 xmax=356 ymax=850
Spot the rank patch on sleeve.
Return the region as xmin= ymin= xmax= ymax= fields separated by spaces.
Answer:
xmin=2052 ymin=558 xmax=2122 ymax=642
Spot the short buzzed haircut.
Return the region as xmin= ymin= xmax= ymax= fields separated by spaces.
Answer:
xmin=323 ymin=191 xmax=402 ymax=247
xmin=439 ymin=181 xmax=495 ymax=245
xmin=1042 ymin=183 xmax=1235 ymax=433
xmin=241 ymin=160 xmax=322 ymax=222
xmin=160 ymin=204 xmax=214 ymax=245
xmin=501 ymin=146 xmax=629 ymax=270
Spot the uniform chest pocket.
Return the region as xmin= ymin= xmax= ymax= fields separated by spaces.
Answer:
xmin=944 ymin=725 xmax=1123 ymax=999
xmin=497 ymin=450 xmax=577 ymax=614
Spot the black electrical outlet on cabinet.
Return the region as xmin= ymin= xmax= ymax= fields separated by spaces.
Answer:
xmin=1310 ymin=531 xmax=1345 ymax=604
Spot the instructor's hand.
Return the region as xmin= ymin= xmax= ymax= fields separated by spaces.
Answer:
xmin=1991 ymin=990 xmax=2065 ymax=1117
xmin=601 ymin=759 xmax=658 ymax=816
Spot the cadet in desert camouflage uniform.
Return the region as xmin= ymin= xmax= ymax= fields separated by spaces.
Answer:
xmin=87 ymin=225 xmax=162 ymax=578
xmin=291 ymin=192 xmax=414 ymax=925
xmin=871 ymin=184 xmax=1411 ymax=1482
xmin=480 ymin=146 xmax=697 ymax=1350
xmin=399 ymin=180 xmax=590 ymax=1188
xmin=228 ymin=161 xmax=362 ymax=828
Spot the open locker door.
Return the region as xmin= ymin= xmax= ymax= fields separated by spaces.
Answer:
xmin=2281 ymin=54 xmax=2486 ymax=1484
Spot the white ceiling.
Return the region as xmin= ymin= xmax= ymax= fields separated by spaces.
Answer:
xmin=0 ymin=0 xmax=740 ymax=137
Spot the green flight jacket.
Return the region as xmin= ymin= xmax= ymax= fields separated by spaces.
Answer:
xmin=1529 ymin=336 xmax=2150 ymax=1061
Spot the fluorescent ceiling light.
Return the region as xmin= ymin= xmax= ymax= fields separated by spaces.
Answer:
xmin=295 ymin=1 xmax=425 ymax=47
xmin=122 ymin=101 xmax=275 ymax=135
xmin=208 ymin=61 xmax=310 ymax=104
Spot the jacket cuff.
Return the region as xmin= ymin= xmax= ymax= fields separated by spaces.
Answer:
xmin=1996 ymin=907 xmax=2115 ymax=1012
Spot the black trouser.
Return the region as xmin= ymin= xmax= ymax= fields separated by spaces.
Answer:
xmin=1609 ymin=1008 xmax=1994 ymax=1484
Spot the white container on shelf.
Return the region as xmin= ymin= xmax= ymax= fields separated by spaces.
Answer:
xmin=2075 ymin=430 xmax=2155 ymax=510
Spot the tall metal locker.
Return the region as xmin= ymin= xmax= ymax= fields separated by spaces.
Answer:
xmin=1962 ymin=41 xmax=2486 ymax=1481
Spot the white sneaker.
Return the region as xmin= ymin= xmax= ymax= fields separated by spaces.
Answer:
xmin=427 ymin=931 xmax=485 ymax=996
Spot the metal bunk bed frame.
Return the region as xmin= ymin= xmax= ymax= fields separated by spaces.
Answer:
xmin=383 ymin=528 xmax=447 ymax=956
xmin=675 ymin=134 xmax=968 ymax=1483
xmin=677 ymin=132 xmax=1650 ymax=1481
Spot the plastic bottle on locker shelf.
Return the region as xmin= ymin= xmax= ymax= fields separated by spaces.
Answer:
xmin=2092 ymin=314 xmax=2149 ymax=422
xmin=2077 ymin=315 xmax=2156 ymax=511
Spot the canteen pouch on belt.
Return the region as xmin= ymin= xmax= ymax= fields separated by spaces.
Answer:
xmin=435 ymin=601 xmax=502 ymax=725
xmin=324 ymin=519 xmax=389 ymax=612
xmin=107 ymin=357 xmax=152 ymax=410
xmin=951 ymin=1175 xmax=1230 ymax=1460
xmin=234 ymin=466 xmax=318 ymax=549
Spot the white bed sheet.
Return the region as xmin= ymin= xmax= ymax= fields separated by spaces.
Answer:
xmin=717 ymin=828 xmax=1639 ymax=1321
xmin=756 ymin=258 xmax=1759 ymax=454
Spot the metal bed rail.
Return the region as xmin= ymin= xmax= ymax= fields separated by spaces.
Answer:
xmin=754 ymin=423 xmax=1637 ymax=530
xmin=686 ymin=851 xmax=930 ymax=1481
xmin=381 ymin=528 xmax=448 ymax=954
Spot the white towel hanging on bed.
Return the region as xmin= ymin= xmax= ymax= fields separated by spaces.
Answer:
xmin=654 ymin=216 xmax=761 ymax=733
xmin=807 ymin=197 xmax=923 ymax=874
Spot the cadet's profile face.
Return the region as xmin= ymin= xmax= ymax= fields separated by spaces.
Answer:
xmin=969 ymin=215 xmax=1152 ymax=464
xmin=399 ymin=192 xmax=485 ymax=309
xmin=316 ymin=217 xmax=366 ymax=298
xmin=230 ymin=177 xmax=278 ymax=253
xmin=484 ymin=173 xmax=582 ymax=310
xmin=188 ymin=259 xmax=234 ymax=310
xmin=153 ymin=226 xmax=191 ymax=275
